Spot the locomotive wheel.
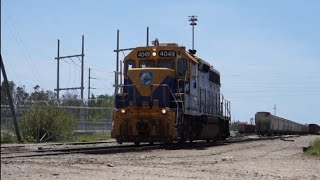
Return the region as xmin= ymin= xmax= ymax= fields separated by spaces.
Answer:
xmin=178 ymin=138 xmax=186 ymax=144
xmin=213 ymin=137 xmax=218 ymax=143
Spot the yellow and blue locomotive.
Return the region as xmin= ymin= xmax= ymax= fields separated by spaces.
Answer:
xmin=111 ymin=39 xmax=231 ymax=145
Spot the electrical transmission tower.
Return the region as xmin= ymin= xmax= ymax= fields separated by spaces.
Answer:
xmin=88 ymin=68 xmax=96 ymax=101
xmin=55 ymin=35 xmax=85 ymax=121
xmin=55 ymin=35 xmax=85 ymax=102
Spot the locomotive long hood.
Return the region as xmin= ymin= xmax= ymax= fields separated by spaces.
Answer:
xmin=127 ymin=68 xmax=175 ymax=96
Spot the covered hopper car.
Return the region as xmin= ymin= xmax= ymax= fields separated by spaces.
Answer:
xmin=255 ymin=112 xmax=308 ymax=136
xmin=237 ymin=123 xmax=255 ymax=134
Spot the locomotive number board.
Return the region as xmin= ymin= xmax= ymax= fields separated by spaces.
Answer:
xmin=137 ymin=51 xmax=151 ymax=58
xmin=137 ymin=50 xmax=176 ymax=58
xmin=159 ymin=50 xmax=176 ymax=57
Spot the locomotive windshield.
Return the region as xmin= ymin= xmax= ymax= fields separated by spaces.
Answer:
xmin=139 ymin=60 xmax=155 ymax=68
xmin=158 ymin=60 xmax=174 ymax=69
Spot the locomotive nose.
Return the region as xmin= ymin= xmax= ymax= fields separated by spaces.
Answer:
xmin=127 ymin=68 xmax=175 ymax=96
xmin=136 ymin=120 xmax=149 ymax=135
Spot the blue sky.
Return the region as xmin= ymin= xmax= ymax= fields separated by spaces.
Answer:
xmin=2 ymin=0 xmax=320 ymax=124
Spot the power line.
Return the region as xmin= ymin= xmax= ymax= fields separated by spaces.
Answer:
xmin=3 ymin=15 xmax=44 ymax=87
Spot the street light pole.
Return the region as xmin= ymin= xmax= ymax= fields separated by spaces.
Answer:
xmin=188 ymin=15 xmax=198 ymax=54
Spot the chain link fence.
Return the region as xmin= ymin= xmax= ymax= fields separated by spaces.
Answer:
xmin=1 ymin=104 xmax=113 ymax=142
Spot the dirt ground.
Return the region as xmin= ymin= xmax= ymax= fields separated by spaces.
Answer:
xmin=1 ymin=135 xmax=319 ymax=180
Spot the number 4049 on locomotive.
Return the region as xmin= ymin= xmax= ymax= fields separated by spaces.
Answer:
xmin=111 ymin=39 xmax=231 ymax=145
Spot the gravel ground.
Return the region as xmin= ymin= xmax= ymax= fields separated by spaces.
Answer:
xmin=1 ymin=135 xmax=319 ymax=180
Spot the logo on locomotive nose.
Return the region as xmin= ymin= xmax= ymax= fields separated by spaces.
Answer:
xmin=140 ymin=70 xmax=152 ymax=86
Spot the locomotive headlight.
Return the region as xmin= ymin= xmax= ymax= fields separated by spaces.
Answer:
xmin=161 ymin=108 xmax=167 ymax=114
xmin=120 ymin=108 xmax=126 ymax=114
xmin=152 ymin=52 xmax=157 ymax=56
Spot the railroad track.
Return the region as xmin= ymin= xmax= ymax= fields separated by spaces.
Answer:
xmin=1 ymin=140 xmax=117 ymax=149
xmin=1 ymin=135 xmax=300 ymax=159
xmin=1 ymin=140 xmax=117 ymax=155
xmin=1 ymin=143 xmax=163 ymax=159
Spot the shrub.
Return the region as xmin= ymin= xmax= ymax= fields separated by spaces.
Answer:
xmin=20 ymin=106 xmax=77 ymax=142
xmin=1 ymin=123 xmax=16 ymax=143
xmin=0 ymin=131 xmax=15 ymax=142
xmin=304 ymin=138 xmax=320 ymax=158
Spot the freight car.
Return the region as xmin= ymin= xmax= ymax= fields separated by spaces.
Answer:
xmin=255 ymin=112 xmax=308 ymax=136
xmin=111 ymin=39 xmax=231 ymax=145
xmin=309 ymin=124 xmax=320 ymax=135
xmin=237 ymin=123 xmax=255 ymax=134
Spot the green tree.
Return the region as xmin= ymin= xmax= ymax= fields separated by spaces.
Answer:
xmin=61 ymin=91 xmax=81 ymax=106
xmin=29 ymin=90 xmax=56 ymax=104
xmin=16 ymin=86 xmax=29 ymax=105
xmin=96 ymin=94 xmax=114 ymax=107
xmin=1 ymin=81 xmax=30 ymax=105
xmin=86 ymin=94 xmax=114 ymax=121
xmin=88 ymin=93 xmax=96 ymax=107
xmin=1 ymin=81 xmax=16 ymax=105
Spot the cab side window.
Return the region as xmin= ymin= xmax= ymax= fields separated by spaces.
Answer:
xmin=125 ymin=60 xmax=135 ymax=75
xmin=127 ymin=60 xmax=135 ymax=69
xmin=209 ymin=70 xmax=220 ymax=85
xmin=177 ymin=59 xmax=188 ymax=76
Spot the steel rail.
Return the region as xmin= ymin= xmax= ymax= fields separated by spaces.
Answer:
xmin=1 ymin=135 xmax=301 ymax=159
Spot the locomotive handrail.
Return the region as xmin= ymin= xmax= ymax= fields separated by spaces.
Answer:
xmin=116 ymin=83 xmax=231 ymax=124
xmin=176 ymin=79 xmax=186 ymax=110
xmin=220 ymin=94 xmax=231 ymax=120
xmin=159 ymin=84 xmax=182 ymax=126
